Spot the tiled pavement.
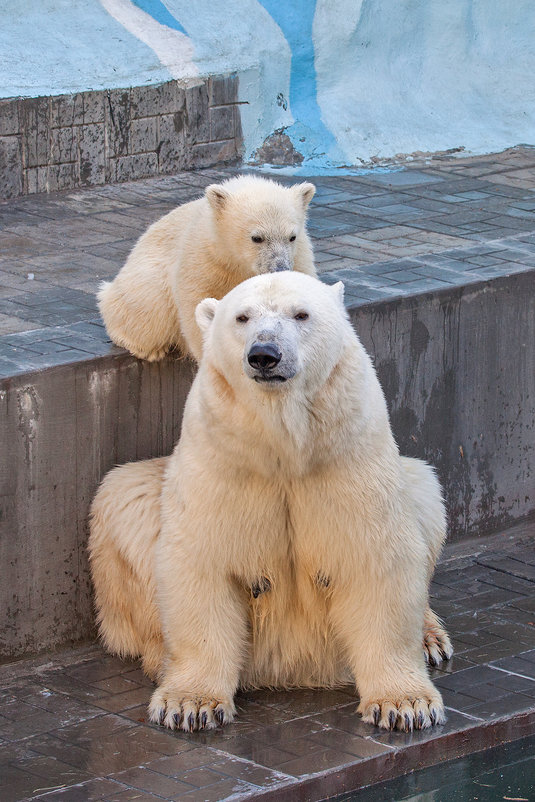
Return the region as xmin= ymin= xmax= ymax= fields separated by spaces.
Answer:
xmin=1 ymin=521 xmax=535 ymax=802
xmin=1 ymin=146 xmax=535 ymax=377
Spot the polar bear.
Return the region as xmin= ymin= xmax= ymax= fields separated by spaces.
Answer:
xmin=89 ymin=272 xmax=452 ymax=734
xmin=97 ymin=175 xmax=316 ymax=363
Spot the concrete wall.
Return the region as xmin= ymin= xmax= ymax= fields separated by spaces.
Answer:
xmin=0 ymin=75 xmax=241 ymax=198
xmin=351 ymin=272 xmax=534 ymax=540
xmin=1 ymin=272 xmax=533 ymax=660
xmin=1 ymin=1 xmax=534 ymax=168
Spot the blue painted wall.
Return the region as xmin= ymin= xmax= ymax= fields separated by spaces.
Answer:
xmin=1 ymin=0 xmax=534 ymax=169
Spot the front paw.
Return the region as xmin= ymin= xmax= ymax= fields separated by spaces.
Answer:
xmin=148 ymin=686 xmax=235 ymax=732
xmin=359 ymin=693 xmax=445 ymax=732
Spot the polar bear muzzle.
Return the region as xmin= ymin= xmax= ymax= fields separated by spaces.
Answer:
xmin=247 ymin=341 xmax=295 ymax=383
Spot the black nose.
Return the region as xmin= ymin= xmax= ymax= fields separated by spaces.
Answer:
xmin=248 ymin=343 xmax=282 ymax=370
xmin=270 ymin=260 xmax=291 ymax=273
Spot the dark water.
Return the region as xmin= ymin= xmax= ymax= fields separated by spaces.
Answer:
xmin=336 ymin=735 xmax=535 ymax=801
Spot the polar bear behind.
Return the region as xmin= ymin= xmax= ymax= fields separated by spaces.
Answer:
xmin=97 ymin=175 xmax=316 ymax=362
xmin=89 ymin=272 xmax=451 ymax=734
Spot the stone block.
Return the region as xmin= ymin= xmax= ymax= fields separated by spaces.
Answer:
xmin=158 ymin=113 xmax=188 ymax=172
xmin=131 ymin=81 xmax=181 ymax=118
xmin=209 ymin=74 xmax=239 ymax=106
xmin=185 ymin=82 xmax=210 ymax=145
xmin=78 ymin=123 xmax=106 ymax=186
xmin=0 ymin=98 xmax=20 ymax=136
xmin=50 ymin=91 xmax=105 ymax=127
xmin=106 ymin=89 xmax=132 ymax=157
xmin=20 ymin=97 xmax=51 ymax=168
xmin=47 ymin=162 xmax=79 ymax=192
xmin=115 ymin=152 xmax=158 ymax=182
xmin=0 ymin=136 xmax=22 ymax=199
xmin=50 ymin=126 xmax=77 ymax=165
xmin=209 ymin=105 xmax=236 ymax=141
xmin=129 ymin=117 xmax=157 ymax=154
xmin=191 ymin=139 xmax=239 ymax=169
xmin=24 ymin=166 xmax=49 ymax=194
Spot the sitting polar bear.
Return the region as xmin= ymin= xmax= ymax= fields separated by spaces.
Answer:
xmin=97 ymin=175 xmax=316 ymax=363
xmin=89 ymin=272 xmax=452 ymax=734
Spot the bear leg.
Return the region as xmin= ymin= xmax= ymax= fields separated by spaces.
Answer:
xmin=329 ymin=574 xmax=446 ymax=732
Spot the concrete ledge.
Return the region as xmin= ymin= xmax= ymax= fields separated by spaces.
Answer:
xmin=0 ymin=75 xmax=242 ymax=198
xmin=1 ymin=272 xmax=533 ymax=660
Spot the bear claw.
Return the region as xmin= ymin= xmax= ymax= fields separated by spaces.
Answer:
xmin=148 ymin=689 xmax=235 ymax=732
xmin=360 ymin=696 xmax=445 ymax=732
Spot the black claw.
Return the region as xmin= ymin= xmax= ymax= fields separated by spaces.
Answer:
xmin=404 ymin=713 xmax=413 ymax=732
xmin=429 ymin=654 xmax=438 ymax=667
xmin=416 ymin=711 xmax=424 ymax=729
xmin=187 ymin=712 xmax=195 ymax=732
xmin=200 ymin=711 xmax=208 ymax=729
xmin=159 ymin=708 xmax=166 ymax=725
xmin=373 ymin=706 xmax=380 ymax=726
xmin=430 ymin=708 xmax=437 ymax=726
xmin=388 ymin=709 xmax=397 ymax=730
xmin=173 ymin=712 xmax=180 ymax=728
xmin=215 ymin=707 xmax=225 ymax=726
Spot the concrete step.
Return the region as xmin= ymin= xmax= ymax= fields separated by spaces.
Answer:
xmin=1 ymin=156 xmax=534 ymax=661
xmin=1 ymin=523 xmax=534 ymax=801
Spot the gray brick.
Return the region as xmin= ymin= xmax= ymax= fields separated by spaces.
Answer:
xmin=129 ymin=117 xmax=157 ymax=154
xmin=185 ymin=82 xmax=210 ymax=145
xmin=106 ymin=88 xmax=132 ymax=158
xmin=79 ymin=123 xmax=106 ymax=186
xmin=131 ymin=82 xmax=181 ymax=118
xmin=209 ymin=105 xmax=236 ymax=141
xmin=46 ymin=163 xmax=79 ymax=192
xmin=50 ymin=91 xmax=105 ymax=127
xmin=191 ymin=139 xmax=239 ymax=169
xmin=0 ymin=136 xmax=22 ymax=199
xmin=115 ymin=153 xmax=158 ymax=182
xmin=20 ymin=97 xmax=50 ymax=168
xmin=24 ymin=166 xmax=49 ymax=194
xmin=208 ymin=74 xmax=239 ymax=106
xmin=157 ymin=114 xmax=188 ymax=173
xmin=0 ymin=99 xmax=20 ymax=136
xmin=50 ymin=126 xmax=77 ymax=164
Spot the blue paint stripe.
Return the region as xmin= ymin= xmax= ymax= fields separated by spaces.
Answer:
xmin=258 ymin=0 xmax=335 ymax=150
xmin=131 ymin=0 xmax=187 ymax=34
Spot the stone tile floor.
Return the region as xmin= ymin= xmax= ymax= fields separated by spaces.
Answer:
xmin=1 ymin=520 xmax=534 ymax=801
xmin=1 ymin=146 xmax=535 ymax=377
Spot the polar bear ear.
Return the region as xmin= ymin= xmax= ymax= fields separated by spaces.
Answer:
xmin=331 ymin=281 xmax=345 ymax=306
xmin=195 ymin=297 xmax=219 ymax=334
xmin=292 ymin=182 xmax=316 ymax=210
xmin=205 ymin=184 xmax=230 ymax=213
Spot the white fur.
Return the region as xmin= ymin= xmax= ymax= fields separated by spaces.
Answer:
xmin=97 ymin=175 xmax=316 ymax=362
xmin=89 ymin=272 xmax=450 ymax=733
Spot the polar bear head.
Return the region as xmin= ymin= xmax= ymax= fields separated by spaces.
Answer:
xmin=195 ymin=272 xmax=350 ymax=396
xmin=204 ymin=175 xmax=315 ymax=276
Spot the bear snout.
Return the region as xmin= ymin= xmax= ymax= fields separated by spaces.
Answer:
xmin=270 ymin=259 xmax=291 ymax=273
xmin=247 ymin=342 xmax=282 ymax=370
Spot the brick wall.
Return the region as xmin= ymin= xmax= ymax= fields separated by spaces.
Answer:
xmin=0 ymin=75 xmax=242 ymax=199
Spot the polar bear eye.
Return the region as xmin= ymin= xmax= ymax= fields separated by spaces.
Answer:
xmin=289 ymin=234 xmax=296 ymax=242
xmin=236 ymin=314 xmax=249 ymax=323
xmin=294 ymin=312 xmax=309 ymax=321
xmin=251 ymin=235 xmax=264 ymax=244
